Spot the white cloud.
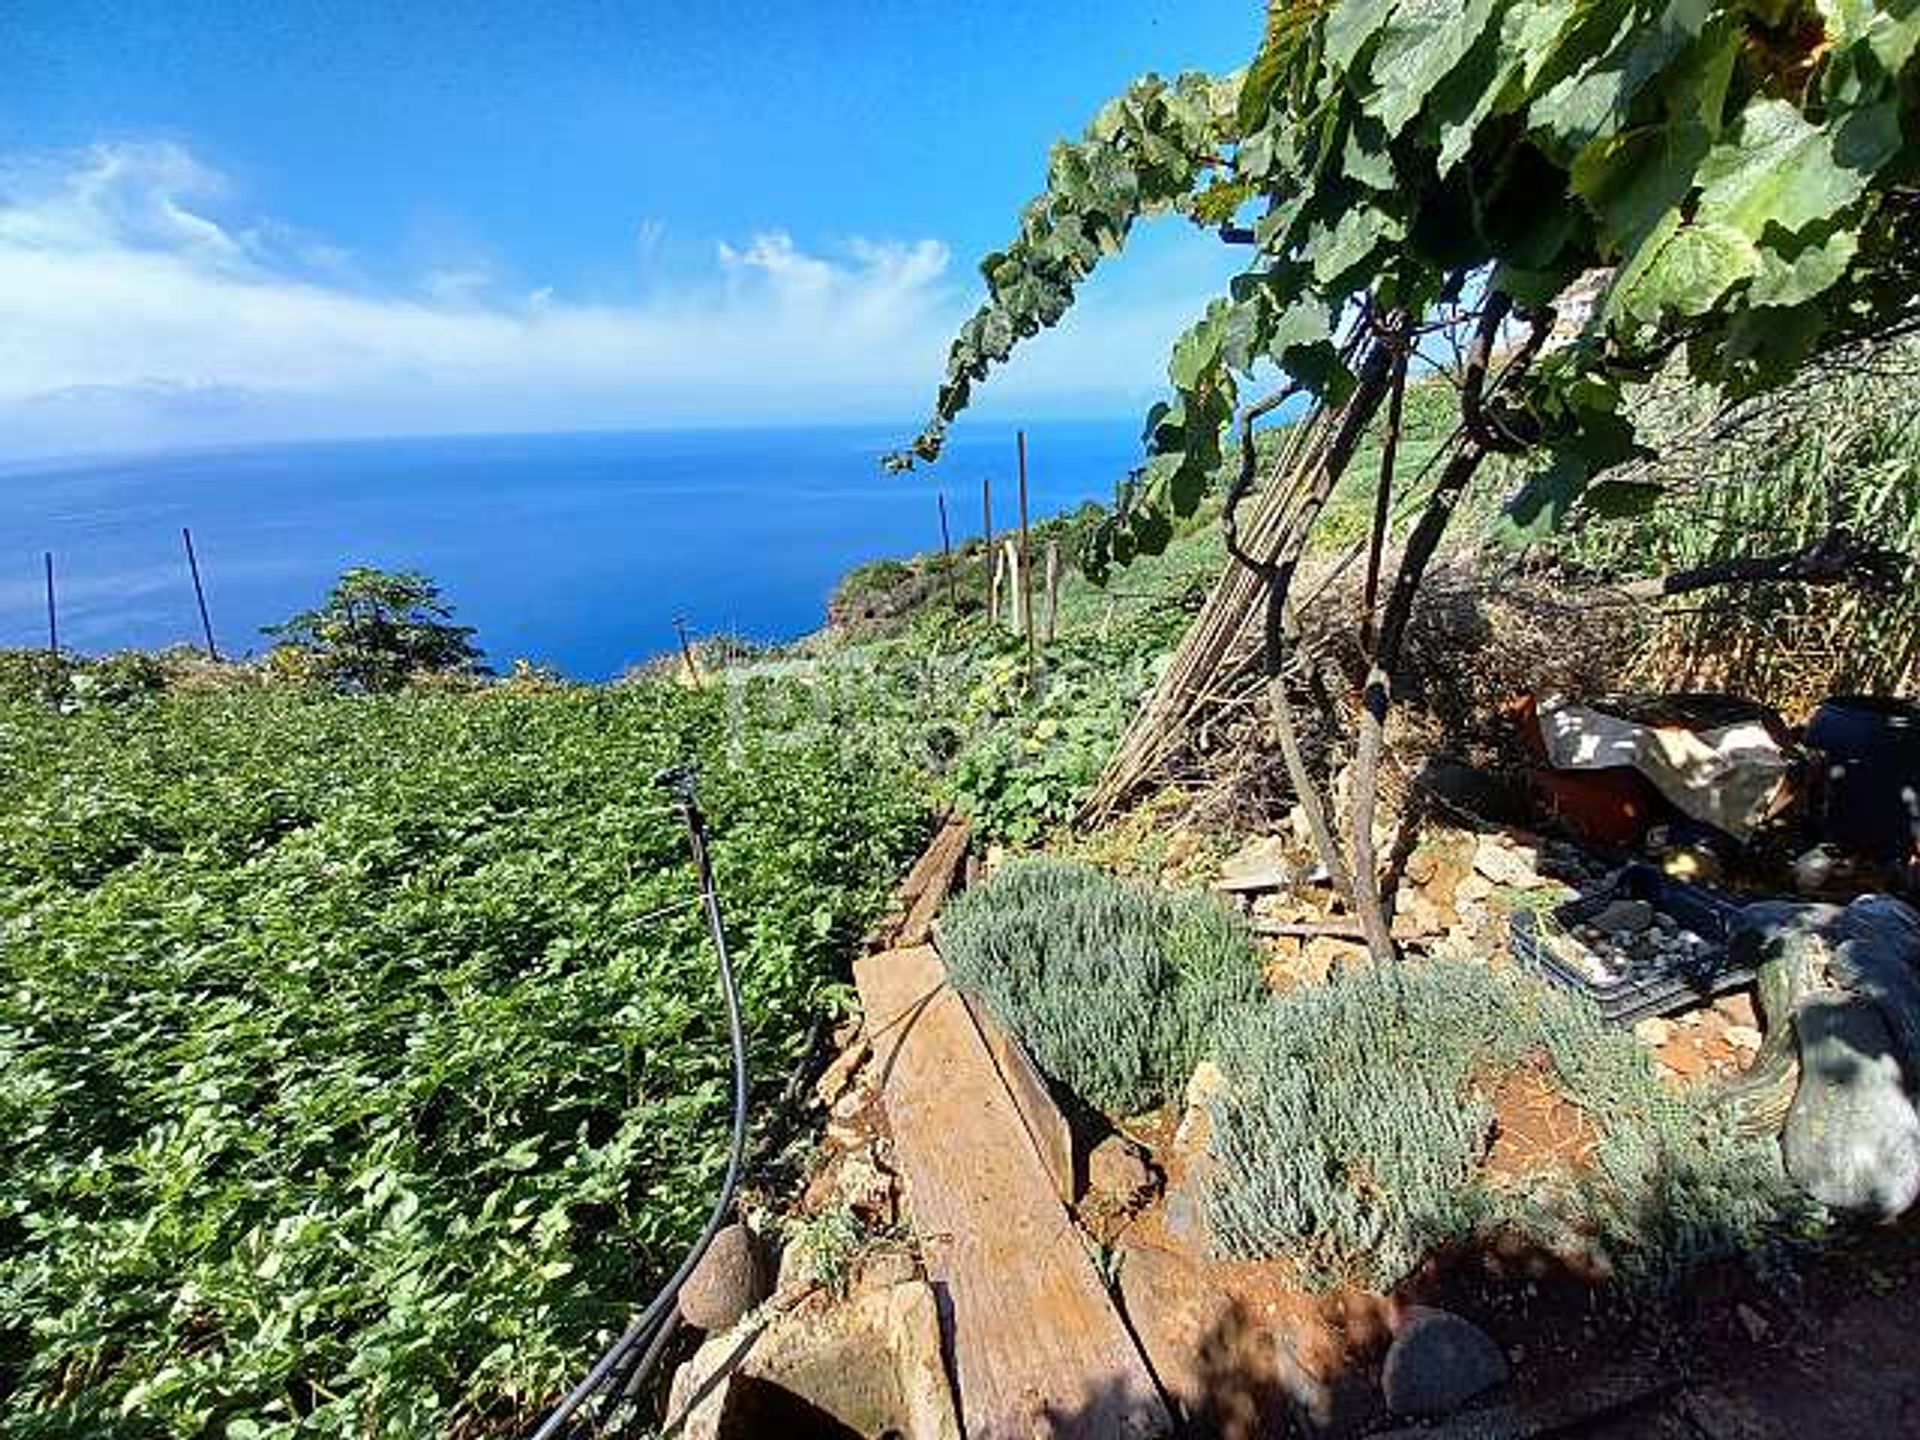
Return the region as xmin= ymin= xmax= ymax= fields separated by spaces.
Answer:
xmin=0 ymin=140 xmax=1238 ymax=457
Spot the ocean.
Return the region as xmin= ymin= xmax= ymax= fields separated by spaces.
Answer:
xmin=0 ymin=421 xmax=1143 ymax=679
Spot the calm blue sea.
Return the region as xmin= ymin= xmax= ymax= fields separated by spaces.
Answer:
xmin=0 ymin=422 xmax=1142 ymax=679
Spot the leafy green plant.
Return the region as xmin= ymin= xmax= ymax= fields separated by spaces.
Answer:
xmin=1204 ymin=958 xmax=1814 ymax=1290
xmin=896 ymin=1 xmax=1920 ymax=571
xmin=940 ymin=858 xmax=1263 ymax=1115
xmin=263 ymin=567 xmax=486 ymax=693
xmin=0 ymin=677 xmax=930 ymax=1435
xmin=784 ymin=1205 xmax=864 ymax=1301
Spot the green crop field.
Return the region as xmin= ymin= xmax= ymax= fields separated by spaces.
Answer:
xmin=0 ymin=677 xmax=928 ymax=1436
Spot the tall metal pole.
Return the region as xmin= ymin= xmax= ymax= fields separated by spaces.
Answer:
xmin=43 ymin=552 xmax=57 ymax=658
xmin=182 ymin=527 xmax=219 ymax=660
xmin=1017 ymin=431 xmax=1035 ymax=689
xmin=937 ymin=493 xmax=956 ymax=609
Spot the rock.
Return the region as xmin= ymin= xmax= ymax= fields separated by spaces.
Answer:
xmin=1832 ymin=894 xmax=1920 ymax=1079
xmin=678 ymin=1222 xmax=769 ymax=1331
xmin=1163 ymin=1177 xmax=1211 ymax=1249
xmin=1472 ymin=836 xmax=1546 ymax=890
xmin=1287 ymin=804 xmax=1315 ymax=851
xmin=1724 ymin=1024 xmax=1764 ymax=1051
xmin=1382 ymin=1306 xmax=1511 ymax=1417
xmin=832 ymin=1151 xmax=898 ymax=1226
xmin=1215 ymin=835 xmax=1298 ymax=894
xmin=829 ymin=1085 xmax=869 ymax=1122
xmin=1186 ymin=1059 xmax=1230 ymax=1111
xmin=1663 ymin=1043 xmax=1707 ymax=1078
xmin=1782 ymin=994 xmax=1920 ymax=1220
xmin=1589 ymin=898 xmax=1655 ymax=934
xmin=670 ymin=1280 xmax=960 ymax=1440
xmin=1176 ymin=1060 xmax=1233 ymax=1153
xmin=1087 ymin=1135 xmax=1156 ymax=1209
xmin=1632 ymin=1016 xmax=1673 ymax=1048
xmin=1422 ymin=856 xmax=1473 ymax=912
xmin=1714 ymin=991 xmax=1760 ymax=1028
xmin=814 ymin=1032 xmax=870 ymax=1109
xmin=853 ymin=1245 xmax=920 ymax=1293
xmin=1455 ymin=871 xmax=1494 ymax=904
xmin=1392 ymin=892 xmax=1446 ymax=941
xmin=1735 ymin=1302 xmax=1771 ymax=1343
xmin=1301 ymin=934 xmax=1370 ymax=978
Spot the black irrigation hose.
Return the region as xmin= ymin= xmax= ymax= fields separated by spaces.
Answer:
xmin=527 ymin=765 xmax=750 ymax=1440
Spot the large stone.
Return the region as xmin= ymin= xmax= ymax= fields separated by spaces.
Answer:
xmin=1831 ymin=894 xmax=1920 ymax=1078
xmin=1472 ymin=836 xmax=1546 ymax=891
xmin=1087 ymin=1134 xmax=1156 ymax=1209
xmin=678 ymin=1222 xmax=769 ymax=1331
xmin=1216 ymin=835 xmax=1298 ymax=894
xmin=669 ymin=1280 xmax=960 ymax=1440
xmin=1782 ymin=994 xmax=1920 ymax=1220
xmin=1382 ymin=1306 xmax=1510 ymax=1417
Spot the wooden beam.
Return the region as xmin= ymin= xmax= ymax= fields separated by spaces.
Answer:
xmin=856 ymin=946 xmax=1171 ymax=1440
xmin=963 ymin=994 xmax=1076 ymax=1205
xmin=898 ymin=817 xmax=970 ymax=947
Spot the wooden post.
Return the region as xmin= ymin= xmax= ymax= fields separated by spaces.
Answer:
xmin=1001 ymin=539 xmax=1021 ymax=631
xmin=981 ymin=475 xmax=995 ymax=611
xmin=673 ymin=615 xmax=702 ymax=687
xmin=43 ymin=552 xmax=57 ymax=658
xmin=1017 ymin=431 xmax=1035 ymax=688
xmin=1044 ymin=539 xmax=1060 ymax=643
xmin=937 ymin=493 xmax=956 ymax=609
xmin=182 ymin=527 xmax=218 ymax=660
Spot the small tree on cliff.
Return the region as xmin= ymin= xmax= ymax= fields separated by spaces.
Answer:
xmin=265 ymin=567 xmax=484 ymax=692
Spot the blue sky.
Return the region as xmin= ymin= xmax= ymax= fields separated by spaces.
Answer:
xmin=2 ymin=1 xmax=1260 ymax=455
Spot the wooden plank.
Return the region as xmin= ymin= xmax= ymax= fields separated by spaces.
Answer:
xmin=898 ymin=817 xmax=970 ymax=947
xmin=962 ymin=993 xmax=1076 ymax=1206
xmin=856 ymin=946 xmax=1171 ymax=1440
xmin=895 ymin=811 xmax=964 ymax=905
xmin=868 ymin=814 xmax=969 ymax=952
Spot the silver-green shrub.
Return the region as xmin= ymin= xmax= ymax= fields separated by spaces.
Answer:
xmin=1205 ymin=959 xmax=1815 ymax=1291
xmin=940 ymin=857 xmax=1262 ymax=1115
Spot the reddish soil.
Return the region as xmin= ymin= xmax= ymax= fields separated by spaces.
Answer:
xmin=1479 ymin=1057 xmax=1601 ymax=1184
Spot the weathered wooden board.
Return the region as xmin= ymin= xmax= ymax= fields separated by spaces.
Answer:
xmin=856 ymin=945 xmax=1170 ymax=1440
xmin=898 ymin=818 xmax=971 ymax=947
xmin=867 ymin=813 xmax=970 ymax=952
xmin=896 ymin=811 xmax=963 ymax=905
xmin=962 ymin=993 xmax=1076 ymax=1206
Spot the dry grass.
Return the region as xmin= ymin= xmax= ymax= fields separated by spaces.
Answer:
xmin=1564 ymin=343 xmax=1920 ymax=712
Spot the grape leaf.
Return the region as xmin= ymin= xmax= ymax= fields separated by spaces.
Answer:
xmin=1613 ymin=211 xmax=1759 ymax=319
xmin=1365 ymin=0 xmax=1499 ymax=134
xmin=1696 ymin=97 xmax=1898 ymax=239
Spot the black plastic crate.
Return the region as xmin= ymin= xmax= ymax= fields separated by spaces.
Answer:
xmin=1511 ymin=863 xmax=1755 ymax=1025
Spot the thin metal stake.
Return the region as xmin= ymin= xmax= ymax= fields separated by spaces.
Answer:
xmin=182 ymin=527 xmax=219 ymax=660
xmin=937 ymin=493 xmax=956 ymax=609
xmin=43 ymin=552 xmax=57 ymax=658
